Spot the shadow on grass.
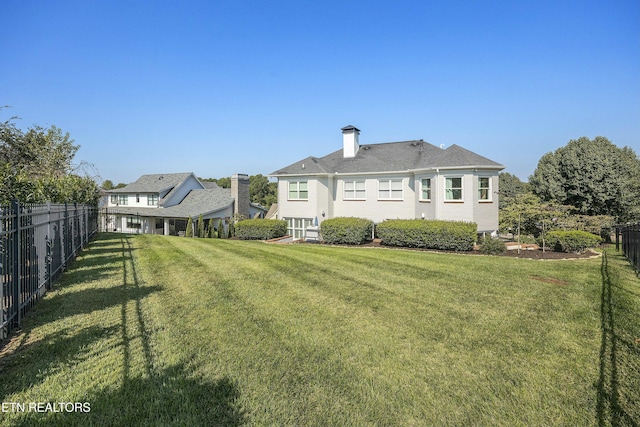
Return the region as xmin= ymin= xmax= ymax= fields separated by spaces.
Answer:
xmin=8 ymin=363 xmax=246 ymax=427
xmin=2 ymin=233 xmax=246 ymax=425
xmin=597 ymin=250 xmax=640 ymax=427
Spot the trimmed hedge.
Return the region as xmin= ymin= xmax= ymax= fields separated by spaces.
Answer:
xmin=377 ymin=219 xmax=477 ymax=251
xmin=542 ymin=230 xmax=602 ymax=253
xmin=320 ymin=217 xmax=373 ymax=245
xmin=235 ymin=219 xmax=287 ymax=240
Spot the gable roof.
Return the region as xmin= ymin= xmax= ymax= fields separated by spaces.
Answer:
xmin=160 ymin=188 xmax=234 ymax=218
xmin=270 ymin=140 xmax=504 ymax=176
xmin=107 ymin=173 xmax=196 ymax=194
xmin=104 ymin=188 xmax=234 ymax=219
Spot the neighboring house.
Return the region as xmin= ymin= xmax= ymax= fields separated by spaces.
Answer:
xmin=270 ymin=125 xmax=505 ymax=239
xmin=102 ymin=172 xmax=266 ymax=235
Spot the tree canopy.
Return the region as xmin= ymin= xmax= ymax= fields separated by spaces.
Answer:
xmin=0 ymin=112 xmax=99 ymax=205
xmin=529 ymin=136 xmax=640 ymax=222
xmin=200 ymin=174 xmax=277 ymax=209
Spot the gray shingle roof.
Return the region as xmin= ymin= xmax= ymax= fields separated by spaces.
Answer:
xmin=107 ymin=173 xmax=195 ymax=194
xmin=270 ymin=140 xmax=504 ymax=176
xmin=104 ymin=188 xmax=234 ymax=219
xmin=161 ymin=188 xmax=233 ymax=218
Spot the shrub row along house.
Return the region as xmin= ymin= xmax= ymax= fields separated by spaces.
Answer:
xmin=269 ymin=125 xmax=504 ymax=239
xmin=102 ymin=173 xmax=266 ymax=235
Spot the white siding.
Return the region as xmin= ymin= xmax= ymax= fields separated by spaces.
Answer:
xmin=163 ymin=175 xmax=203 ymax=207
xmin=276 ymin=170 xmax=501 ymax=232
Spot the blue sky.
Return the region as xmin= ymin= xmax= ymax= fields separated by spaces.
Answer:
xmin=2 ymin=0 xmax=639 ymax=184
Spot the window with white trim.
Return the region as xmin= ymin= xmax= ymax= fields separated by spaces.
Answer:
xmin=421 ymin=178 xmax=432 ymax=201
xmin=343 ymin=180 xmax=366 ymax=200
xmin=127 ymin=216 xmax=141 ymax=229
xmin=114 ymin=194 xmax=128 ymax=205
xmin=445 ymin=177 xmax=463 ymax=201
xmin=478 ymin=177 xmax=491 ymax=201
xmin=288 ymin=181 xmax=308 ymax=200
xmin=287 ymin=218 xmax=313 ymax=239
xmin=148 ymin=194 xmax=158 ymax=206
xmin=378 ymin=179 xmax=403 ymax=200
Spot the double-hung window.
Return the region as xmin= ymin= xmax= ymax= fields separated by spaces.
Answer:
xmin=478 ymin=177 xmax=491 ymax=201
xmin=421 ymin=178 xmax=432 ymax=201
xmin=288 ymin=181 xmax=308 ymax=200
xmin=445 ymin=177 xmax=463 ymax=201
xmin=343 ymin=180 xmax=366 ymax=200
xmin=378 ymin=179 xmax=403 ymax=200
xmin=112 ymin=194 xmax=129 ymax=205
xmin=148 ymin=194 xmax=158 ymax=206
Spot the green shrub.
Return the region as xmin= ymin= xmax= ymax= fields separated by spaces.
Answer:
xmin=320 ymin=217 xmax=373 ymax=245
xmin=542 ymin=230 xmax=602 ymax=253
xmin=208 ymin=218 xmax=215 ymax=238
xmin=197 ymin=214 xmax=205 ymax=238
xmin=217 ymin=219 xmax=225 ymax=239
xmin=376 ymin=219 xmax=477 ymax=251
xmin=185 ymin=217 xmax=194 ymax=237
xmin=235 ymin=219 xmax=287 ymax=240
xmin=479 ymin=236 xmax=506 ymax=255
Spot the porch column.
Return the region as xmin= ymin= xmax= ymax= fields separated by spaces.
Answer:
xmin=164 ymin=218 xmax=170 ymax=236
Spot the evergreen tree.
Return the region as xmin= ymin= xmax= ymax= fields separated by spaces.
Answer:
xmin=208 ymin=218 xmax=215 ymax=238
xmin=217 ymin=219 xmax=225 ymax=239
xmin=186 ymin=217 xmax=194 ymax=237
xmin=197 ymin=214 xmax=205 ymax=238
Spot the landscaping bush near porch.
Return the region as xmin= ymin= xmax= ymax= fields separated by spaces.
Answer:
xmin=320 ymin=217 xmax=373 ymax=245
xmin=235 ymin=218 xmax=287 ymax=240
xmin=376 ymin=219 xmax=477 ymax=251
xmin=543 ymin=230 xmax=603 ymax=253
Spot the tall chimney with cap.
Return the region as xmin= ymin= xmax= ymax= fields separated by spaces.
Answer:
xmin=341 ymin=125 xmax=360 ymax=158
xmin=231 ymin=173 xmax=250 ymax=219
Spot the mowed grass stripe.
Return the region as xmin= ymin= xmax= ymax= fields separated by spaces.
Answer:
xmin=134 ymin=236 xmax=603 ymax=425
xmin=135 ymin=236 xmax=411 ymax=424
xmin=1 ymin=233 xmax=637 ymax=426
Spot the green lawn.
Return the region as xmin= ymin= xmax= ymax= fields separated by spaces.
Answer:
xmin=0 ymin=233 xmax=638 ymax=426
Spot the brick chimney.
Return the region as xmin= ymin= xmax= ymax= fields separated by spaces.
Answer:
xmin=341 ymin=125 xmax=360 ymax=158
xmin=231 ymin=173 xmax=250 ymax=219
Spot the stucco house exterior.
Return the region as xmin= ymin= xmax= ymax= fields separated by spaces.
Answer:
xmin=270 ymin=125 xmax=504 ymax=239
xmin=101 ymin=172 xmax=266 ymax=235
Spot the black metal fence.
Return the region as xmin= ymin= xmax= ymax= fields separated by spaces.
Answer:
xmin=1 ymin=202 xmax=98 ymax=343
xmin=616 ymin=223 xmax=640 ymax=273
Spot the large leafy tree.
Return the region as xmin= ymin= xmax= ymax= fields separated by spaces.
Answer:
xmin=249 ymin=174 xmax=277 ymax=209
xmin=530 ymin=136 xmax=640 ymax=222
xmin=498 ymin=172 xmax=530 ymax=210
xmin=0 ymin=112 xmax=99 ymax=205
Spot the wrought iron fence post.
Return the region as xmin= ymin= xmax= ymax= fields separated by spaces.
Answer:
xmin=11 ymin=200 xmax=21 ymax=328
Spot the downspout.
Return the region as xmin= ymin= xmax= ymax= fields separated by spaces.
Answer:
xmin=435 ymin=168 xmax=440 ymax=220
